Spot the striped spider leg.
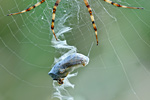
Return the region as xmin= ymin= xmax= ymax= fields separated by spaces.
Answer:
xmin=51 ymin=0 xmax=61 ymax=41
xmin=7 ymin=0 xmax=99 ymax=45
xmin=83 ymin=0 xmax=143 ymax=45
xmin=7 ymin=0 xmax=144 ymax=45
xmin=7 ymin=0 xmax=58 ymax=40
xmin=84 ymin=0 xmax=98 ymax=45
xmin=104 ymin=0 xmax=144 ymax=9
xmin=7 ymin=0 xmax=45 ymax=16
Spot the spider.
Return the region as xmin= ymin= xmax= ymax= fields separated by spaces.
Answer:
xmin=7 ymin=0 xmax=143 ymax=45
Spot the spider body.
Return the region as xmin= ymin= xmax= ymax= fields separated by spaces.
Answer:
xmin=48 ymin=53 xmax=89 ymax=84
xmin=7 ymin=0 xmax=143 ymax=45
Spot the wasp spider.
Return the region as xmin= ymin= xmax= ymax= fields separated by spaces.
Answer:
xmin=7 ymin=0 xmax=143 ymax=45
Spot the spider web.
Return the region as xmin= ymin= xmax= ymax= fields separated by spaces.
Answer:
xmin=0 ymin=0 xmax=150 ymax=100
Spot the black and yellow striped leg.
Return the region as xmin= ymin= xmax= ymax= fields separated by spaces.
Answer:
xmin=51 ymin=0 xmax=61 ymax=41
xmin=83 ymin=0 xmax=98 ymax=45
xmin=104 ymin=0 xmax=143 ymax=9
xmin=7 ymin=0 xmax=45 ymax=16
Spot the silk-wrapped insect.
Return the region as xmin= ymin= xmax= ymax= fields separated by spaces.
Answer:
xmin=48 ymin=53 xmax=89 ymax=84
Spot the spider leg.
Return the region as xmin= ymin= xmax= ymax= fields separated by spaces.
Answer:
xmin=7 ymin=0 xmax=45 ymax=16
xmin=104 ymin=0 xmax=143 ymax=9
xmin=51 ymin=0 xmax=61 ymax=41
xmin=83 ymin=0 xmax=98 ymax=45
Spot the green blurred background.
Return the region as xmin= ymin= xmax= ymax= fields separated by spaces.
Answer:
xmin=0 ymin=0 xmax=150 ymax=100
